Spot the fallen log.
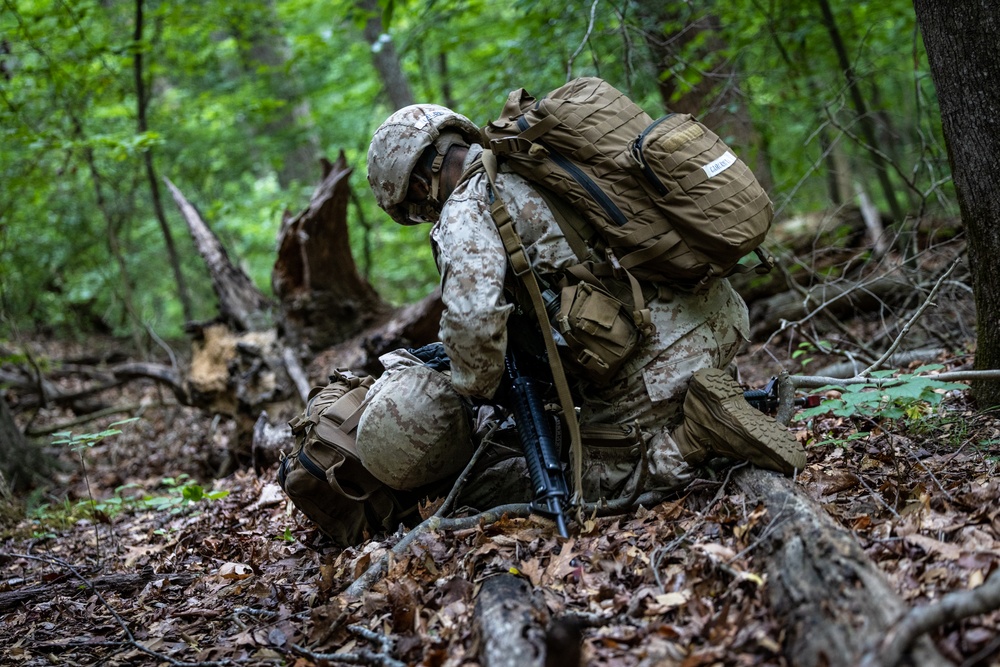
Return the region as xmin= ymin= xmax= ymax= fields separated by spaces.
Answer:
xmin=474 ymin=574 xmax=547 ymax=667
xmin=164 ymin=177 xmax=274 ymax=332
xmin=734 ymin=467 xmax=947 ymax=667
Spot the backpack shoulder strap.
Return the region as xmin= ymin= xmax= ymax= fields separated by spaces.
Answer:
xmin=481 ymin=150 xmax=584 ymax=508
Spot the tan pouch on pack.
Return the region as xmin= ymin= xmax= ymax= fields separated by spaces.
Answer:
xmin=553 ymin=281 xmax=641 ymax=384
xmin=279 ymin=370 xmax=412 ymax=546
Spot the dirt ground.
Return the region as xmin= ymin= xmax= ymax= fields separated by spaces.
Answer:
xmin=2 ymin=321 xmax=999 ymax=665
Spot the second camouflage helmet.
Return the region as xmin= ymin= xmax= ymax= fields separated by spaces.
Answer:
xmin=366 ymin=104 xmax=479 ymax=225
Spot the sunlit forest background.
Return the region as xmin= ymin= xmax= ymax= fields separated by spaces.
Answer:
xmin=1 ymin=0 xmax=949 ymax=340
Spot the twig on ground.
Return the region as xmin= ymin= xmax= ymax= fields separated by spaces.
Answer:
xmin=789 ymin=368 xmax=1000 ymax=390
xmin=861 ymin=568 xmax=1000 ymax=667
xmin=342 ymin=503 xmax=532 ymax=598
xmin=348 ymin=624 xmax=398 ymax=656
xmin=291 ymin=642 xmax=407 ymax=667
xmin=855 ymin=474 xmax=902 ymax=520
xmin=650 ymin=464 xmax=743 ymax=590
xmin=436 ymin=424 xmax=498 ymax=518
xmin=343 ymin=490 xmax=671 ymax=598
xmin=728 ymin=494 xmax=791 ymax=563
xmin=760 ymin=271 xmax=895 ymax=350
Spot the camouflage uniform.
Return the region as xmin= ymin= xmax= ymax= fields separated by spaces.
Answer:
xmin=360 ymin=109 xmax=752 ymax=503
xmin=429 ymin=145 xmax=749 ymax=497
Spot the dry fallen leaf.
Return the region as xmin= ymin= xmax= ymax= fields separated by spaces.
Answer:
xmin=250 ymin=483 xmax=286 ymax=510
xmin=904 ymin=534 xmax=962 ymax=561
xmin=218 ymin=562 xmax=254 ymax=580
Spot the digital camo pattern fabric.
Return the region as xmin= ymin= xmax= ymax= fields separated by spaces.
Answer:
xmin=355 ymin=349 xmax=474 ymax=490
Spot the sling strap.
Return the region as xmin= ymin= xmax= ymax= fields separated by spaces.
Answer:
xmin=482 ymin=149 xmax=585 ymax=508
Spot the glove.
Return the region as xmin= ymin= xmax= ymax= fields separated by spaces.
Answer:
xmin=407 ymin=342 xmax=451 ymax=373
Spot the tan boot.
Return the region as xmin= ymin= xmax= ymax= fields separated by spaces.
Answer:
xmin=675 ymin=368 xmax=806 ymax=476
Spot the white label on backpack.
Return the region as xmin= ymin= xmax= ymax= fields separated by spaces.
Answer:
xmin=703 ymin=151 xmax=737 ymax=179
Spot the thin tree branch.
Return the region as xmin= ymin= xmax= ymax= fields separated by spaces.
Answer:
xmin=861 ymin=258 xmax=960 ymax=376
xmin=861 ymin=568 xmax=1000 ymax=667
xmin=342 ymin=491 xmax=669 ymax=599
xmin=789 ymin=368 xmax=1000 ymax=391
xmin=566 ymin=0 xmax=599 ymax=81
xmin=0 ymin=553 xmax=255 ymax=666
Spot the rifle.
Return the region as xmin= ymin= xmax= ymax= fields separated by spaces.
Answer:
xmin=743 ymin=376 xmax=822 ymax=414
xmin=503 ymin=349 xmax=571 ymax=538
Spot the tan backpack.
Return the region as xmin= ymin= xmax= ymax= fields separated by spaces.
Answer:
xmin=278 ymin=369 xmax=414 ymax=546
xmin=481 ymin=76 xmax=774 ymax=288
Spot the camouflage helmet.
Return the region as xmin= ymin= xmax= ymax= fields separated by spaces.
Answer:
xmin=367 ymin=104 xmax=479 ymax=225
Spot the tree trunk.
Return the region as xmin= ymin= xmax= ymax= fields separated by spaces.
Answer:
xmin=913 ymin=0 xmax=1000 ymax=408
xmin=356 ymin=0 xmax=415 ymax=110
xmin=816 ymin=0 xmax=906 ymax=225
xmin=230 ymin=0 xmax=323 ymax=187
xmin=0 ymin=393 xmax=50 ymax=492
xmin=735 ymin=468 xmax=947 ymax=666
xmin=134 ymin=0 xmax=194 ymax=323
xmin=272 ymin=153 xmax=393 ymax=352
xmin=633 ymin=0 xmax=773 ymax=193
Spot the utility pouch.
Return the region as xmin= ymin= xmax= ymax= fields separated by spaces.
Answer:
xmin=554 ymin=281 xmax=641 ymax=384
xmin=580 ymin=422 xmax=644 ymax=500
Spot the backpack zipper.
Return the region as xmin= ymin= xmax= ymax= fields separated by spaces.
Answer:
xmin=631 ymin=114 xmax=676 ymax=197
xmin=516 ymin=116 xmax=629 ymax=228
xmin=297 ymin=448 xmax=328 ymax=481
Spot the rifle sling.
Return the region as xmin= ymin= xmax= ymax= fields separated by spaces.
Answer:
xmin=481 ymin=149 xmax=584 ymax=508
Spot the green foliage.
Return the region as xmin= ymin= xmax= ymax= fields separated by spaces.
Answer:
xmin=798 ymin=365 xmax=968 ymax=422
xmin=25 ymin=473 xmax=230 ymax=537
xmin=51 ymin=418 xmax=138 ymax=451
xmin=0 ymin=0 xmax=954 ymax=338
xmin=791 ymin=340 xmax=833 ymax=369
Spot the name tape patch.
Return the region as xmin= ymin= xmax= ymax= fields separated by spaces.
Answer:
xmin=703 ymin=151 xmax=737 ymax=179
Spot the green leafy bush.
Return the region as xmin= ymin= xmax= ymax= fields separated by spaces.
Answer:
xmin=797 ymin=365 xmax=968 ymax=421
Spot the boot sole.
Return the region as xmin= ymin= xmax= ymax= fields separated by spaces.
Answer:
xmin=688 ymin=369 xmax=806 ymax=475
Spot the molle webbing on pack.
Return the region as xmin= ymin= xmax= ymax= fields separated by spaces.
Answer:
xmin=481 ymin=77 xmax=775 ymax=288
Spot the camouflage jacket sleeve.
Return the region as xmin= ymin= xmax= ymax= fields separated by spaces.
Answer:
xmin=430 ymin=174 xmax=512 ymax=399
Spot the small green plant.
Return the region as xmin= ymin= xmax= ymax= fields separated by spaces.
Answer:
xmin=50 ymin=418 xmax=139 ymax=557
xmin=812 ymin=431 xmax=871 ymax=448
xmin=798 ymin=365 xmax=968 ymax=422
xmin=27 ymin=474 xmax=229 ymax=538
xmin=141 ymin=474 xmax=229 ymax=513
xmin=51 ymin=418 xmax=139 ymax=452
xmin=792 ymin=340 xmax=832 ymax=370
xmin=975 ymin=438 xmax=1000 ymax=463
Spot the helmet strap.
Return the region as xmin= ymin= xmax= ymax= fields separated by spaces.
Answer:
xmin=429 ymin=151 xmax=446 ymax=203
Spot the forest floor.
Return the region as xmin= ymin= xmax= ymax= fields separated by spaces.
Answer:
xmin=2 ymin=331 xmax=1000 ymax=665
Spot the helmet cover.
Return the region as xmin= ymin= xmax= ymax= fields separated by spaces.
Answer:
xmin=355 ymin=350 xmax=474 ymax=489
xmin=367 ymin=104 xmax=479 ymax=224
